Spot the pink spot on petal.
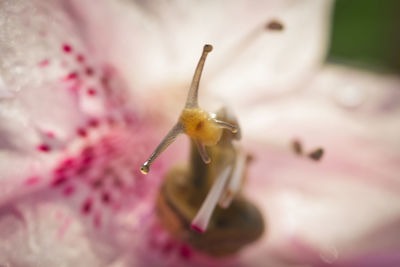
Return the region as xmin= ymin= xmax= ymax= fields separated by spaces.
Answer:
xmin=91 ymin=179 xmax=102 ymax=188
xmin=82 ymin=156 xmax=93 ymax=167
xmin=62 ymin=44 xmax=72 ymax=53
xmin=93 ymin=212 xmax=101 ymax=227
xmin=101 ymin=192 xmax=111 ymax=204
xmin=81 ymin=146 xmax=94 ymax=157
xmin=76 ymin=54 xmax=85 ymax=63
xmin=85 ymin=67 xmax=94 ymax=76
xmin=107 ymin=117 xmax=115 ymax=126
xmin=46 ymin=131 xmax=55 ymax=138
xmin=57 ymin=217 xmax=72 ymax=240
xmin=88 ymin=119 xmax=99 ymax=128
xmin=68 ymin=84 xmax=81 ymax=95
xmin=52 ymin=176 xmax=68 ymax=187
xmin=124 ymin=114 xmax=137 ymax=125
xmin=77 ymin=128 xmax=87 ymax=137
xmin=179 ymin=245 xmax=192 ymax=260
xmin=58 ymin=158 xmax=74 ymax=170
xmin=81 ymin=198 xmax=92 ymax=215
xmin=66 ymin=72 xmax=78 ymax=80
xmin=63 ymin=186 xmax=75 ymax=196
xmin=54 ymin=167 xmax=66 ymax=176
xmin=75 ymin=165 xmax=89 ymax=176
xmin=87 ymin=88 xmax=96 ymax=96
xmin=38 ymin=59 xmax=50 ymax=67
xmin=37 ymin=144 xmax=51 ymax=152
xmin=25 ymin=176 xmax=40 ymax=186
xmin=101 ymin=76 xmax=109 ymax=87
xmin=162 ymin=240 xmax=175 ymax=255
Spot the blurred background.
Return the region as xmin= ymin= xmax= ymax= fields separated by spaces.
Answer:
xmin=328 ymin=0 xmax=400 ymax=73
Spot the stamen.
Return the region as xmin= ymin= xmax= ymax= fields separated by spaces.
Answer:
xmin=219 ymin=150 xmax=246 ymax=208
xmin=195 ymin=139 xmax=211 ymax=164
xmin=185 ymin=44 xmax=213 ymax=109
xmin=213 ymin=119 xmax=238 ymax=133
xmin=140 ymin=123 xmax=184 ymax=174
xmin=191 ymin=165 xmax=232 ymax=233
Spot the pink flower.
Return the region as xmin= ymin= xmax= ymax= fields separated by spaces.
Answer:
xmin=0 ymin=0 xmax=400 ymax=266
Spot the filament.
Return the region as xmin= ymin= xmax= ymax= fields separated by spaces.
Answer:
xmin=191 ymin=165 xmax=232 ymax=233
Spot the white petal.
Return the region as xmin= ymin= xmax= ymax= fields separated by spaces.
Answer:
xmin=0 ymin=199 xmax=104 ymax=267
xmin=80 ymin=0 xmax=334 ymax=112
xmin=218 ymin=146 xmax=246 ymax=208
xmin=238 ymin=64 xmax=400 ymax=264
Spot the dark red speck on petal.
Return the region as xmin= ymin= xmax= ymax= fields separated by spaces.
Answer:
xmin=81 ymin=198 xmax=93 ymax=215
xmin=62 ymin=44 xmax=72 ymax=53
xmin=107 ymin=117 xmax=115 ymax=126
xmin=93 ymin=212 xmax=101 ymax=227
xmin=87 ymin=88 xmax=96 ymax=96
xmin=25 ymin=176 xmax=40 ymax=185
xmin=101 ymin=192 xmax=111 ymax=204
xmin=54 ymin=166 xmax=66 ymax=175
xmin=77 ymin=128 xmax=87 ymax=137
xmin=113 ymin=178 xmax=123 ymax=188
xmin=52 ymin=176 xmax=68 ymax=187
xmin=38 ymin=59 xmax=50 ymax=67
xmin=37 ymin=143 xmax=51 ymax=152
xmin=180 ymin=245 xmax=192 ymax=260
xmin=75 ymin=165 xmax=89 ymax=176
xmin=76 ymin=54 xmax=85 ymax=63
xmin=88 ymin=118 xmax=99 ymax=128
xmin=82 ymin=155 xmax=93 ymax=166
xmin=62 ymin=158 xmax=75 ymax=167
xmin=46 ymin=131 xmax=55 ymax=138
xmin=63 ymin=185 xmax=75 ymax=196
xmin=101 ymin=76 xmax=109 ymax=86
xmin=162 ymin=240 xmax=175 ymax=255
xmin=85 ymin=67 xmax=94 ymax=76
xmin=81 ymin=145 xmax=94 ymax=157
xmin=66 ymin=72 xmax=78 ymax=80
xmin=54 ymin=158 xmax=74 ymax=175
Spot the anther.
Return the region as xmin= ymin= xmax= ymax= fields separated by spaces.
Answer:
xmin=291 ymin=139 xmax=324 ymax=161
xmin=292 ymin=139 xmax=303 ymax=155
xmin=265 ymin=20 xmax=284 ymax=31
xmin=308 ymin=148 xmax=324 ymax=161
